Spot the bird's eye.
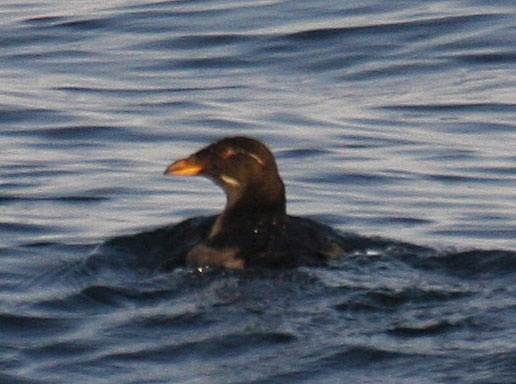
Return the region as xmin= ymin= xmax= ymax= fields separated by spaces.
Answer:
xmin=219 ymin=147 xmax=265 ymax=167
xmin=219 ymin=148 xmax=237 ymax=160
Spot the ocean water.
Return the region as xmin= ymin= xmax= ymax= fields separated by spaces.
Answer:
xmin=1 ymin=1 xmax=515 ymax=383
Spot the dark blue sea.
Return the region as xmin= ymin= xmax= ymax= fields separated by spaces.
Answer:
xmin=1 ymin=1 xmax=515 ymax=383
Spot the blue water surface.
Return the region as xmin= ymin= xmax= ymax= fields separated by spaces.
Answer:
xmin=1 ymin=1 xmax=515 ymax=383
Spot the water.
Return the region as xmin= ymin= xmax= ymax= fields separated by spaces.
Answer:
xmin=1 ymin=1 xmax=515 ymax=383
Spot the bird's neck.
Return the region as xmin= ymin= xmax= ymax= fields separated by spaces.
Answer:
xmin=209 ymin=183 xmax=286 ymax=241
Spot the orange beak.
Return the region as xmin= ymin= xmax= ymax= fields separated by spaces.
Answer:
xmin=164 ymin=158 xmax=204 ymax=176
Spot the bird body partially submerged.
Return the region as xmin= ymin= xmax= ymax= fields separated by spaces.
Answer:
xmin=164 ymin=137 xmax=342 ymax=269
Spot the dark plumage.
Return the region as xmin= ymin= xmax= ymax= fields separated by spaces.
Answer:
xmin=164 ymin=137 xmax=343 ymax=269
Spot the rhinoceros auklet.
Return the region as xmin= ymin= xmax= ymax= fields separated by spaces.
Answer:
xmin=164 ymin=137 xmax=343 ymax=269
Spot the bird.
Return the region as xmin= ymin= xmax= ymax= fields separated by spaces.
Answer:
xmin=163 ymin=136 xmax=343 ymax=269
